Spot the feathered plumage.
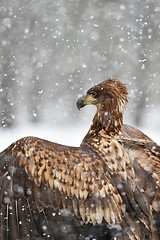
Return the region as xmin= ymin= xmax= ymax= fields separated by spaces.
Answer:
xmin=0 ymin=78 xmax=159 ymax=240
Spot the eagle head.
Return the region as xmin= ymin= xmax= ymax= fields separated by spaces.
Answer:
xmin=77 ymin=78 xmax=128 ymax=111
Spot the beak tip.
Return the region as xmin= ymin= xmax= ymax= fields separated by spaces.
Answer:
xmin=76 ymin=97 xmax=85 ymax=110
xmin=77 ymin=104 xmax=81 ymax=111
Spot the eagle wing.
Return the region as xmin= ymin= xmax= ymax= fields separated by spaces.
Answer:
xmin=118 ymin=132 xmax=160 ymax=214
xmin=122 ymin=124 xmax=153 ymax=142
xmin=0 ymin=136 xmax=125 ymax=239
xmin=83 ymin=131 xmax=158 ymax=240
xmin=0 ymin=135 xmax=158 ymax=240
xmin=119 ymin=124 xmax=160 ymax=211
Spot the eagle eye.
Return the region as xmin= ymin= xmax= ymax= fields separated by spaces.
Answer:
xmin=89 ymin=91 xmax=97 ymax=97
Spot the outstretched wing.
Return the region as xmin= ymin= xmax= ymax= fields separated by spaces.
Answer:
xmin=0 ymin=136 xmax=125 ymax=239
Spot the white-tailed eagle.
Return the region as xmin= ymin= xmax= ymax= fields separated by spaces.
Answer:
xmin=0 ymin=78 xmax=160 ymax=240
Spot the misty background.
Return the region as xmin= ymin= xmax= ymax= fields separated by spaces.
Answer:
xmin=0 ymin=0 xmax=160 ymax=148
xmin=0 ymin=1 xmax=160 ymax=239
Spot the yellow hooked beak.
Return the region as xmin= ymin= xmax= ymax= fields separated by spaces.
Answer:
xmin=76 ymin=94 xmax=96 ymax=110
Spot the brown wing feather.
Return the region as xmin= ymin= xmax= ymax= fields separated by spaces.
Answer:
xmin=121 ymin=124 xmax=153 ymax=142
xmin=0 ymin=136 xmax=125 ymax=227
xmin=119 ymin=137 xmax=160 ymax=212
xmin=119 ymin=124 xmax=160 ymax=214
xmin=0 ymin=134 xmax=158 ymax=240
xmin=83 ymin=130 xmax=157 ymax=239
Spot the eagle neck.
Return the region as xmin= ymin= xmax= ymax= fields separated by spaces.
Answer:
xmin=89 ymin=102 xmax=124 ymax=136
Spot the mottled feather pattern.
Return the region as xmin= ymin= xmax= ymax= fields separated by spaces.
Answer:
xmin=0 ymin=136 xmax=126 ymax=227
xmin=119 ymin=137 xmax=160 ymax=214
xmin=83 ymin=131 xmax=157 ymax=239
xmin=0 ymin=78 xmax=160 ymax=240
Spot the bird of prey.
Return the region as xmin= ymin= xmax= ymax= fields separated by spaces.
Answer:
xmin=0 ymin=78 xmax=159 ymax=240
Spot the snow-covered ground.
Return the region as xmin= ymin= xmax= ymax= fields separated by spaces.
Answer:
xmin=0 ymin=119 xmax=159 ymax=152
xmin=0 ymin=102 xmax=159 ymax=151
xmin=0 ymin=121 xmax=92 ymax=151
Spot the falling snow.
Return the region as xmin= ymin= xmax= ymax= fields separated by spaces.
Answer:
xmin=0 ymin=0 xmax=160 ymax=239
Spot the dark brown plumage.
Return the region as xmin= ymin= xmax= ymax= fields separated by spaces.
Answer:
xmin=0 ymin=78 xmax=159 ymax=240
